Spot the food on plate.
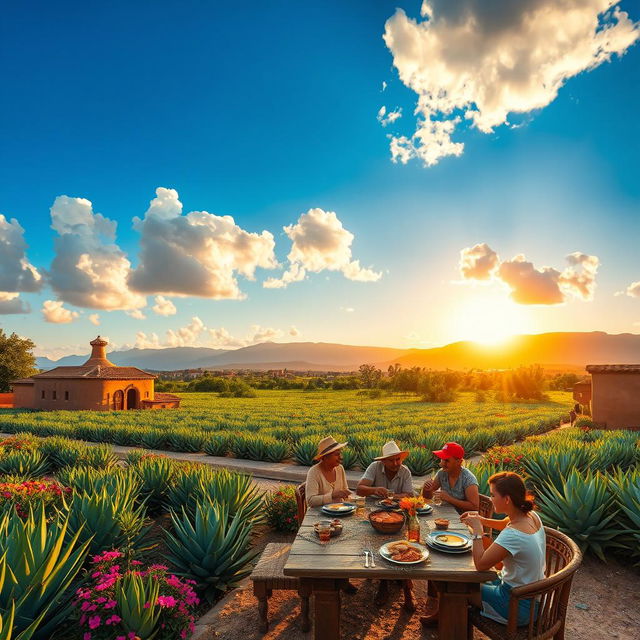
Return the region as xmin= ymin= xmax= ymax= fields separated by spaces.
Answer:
xmin=434 ymin=534 xmax=466 ymax=546
xmin=434 ymin=518 xmax=449 ymax=530
xmin=371 ymin=512 xmax=404 ymax=524
xmin=386 ymin=541 xmax=423 ymax=562
xmin=380 ymin=498 xmax=398 ymax=506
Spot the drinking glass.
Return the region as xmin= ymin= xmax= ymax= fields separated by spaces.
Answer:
xmin=317 ymin=521 xmax=332 ymax=543
xmin=354 ymin=495 xmax=366 ymax=518
xmin=433 ymin=491 xmax=442 ymax=507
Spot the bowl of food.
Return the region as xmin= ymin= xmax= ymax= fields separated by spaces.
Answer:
xmin=368 ymin=509 xmax=406 ymax=534
xmin=434 ymin=518 xmax=449 ymax=530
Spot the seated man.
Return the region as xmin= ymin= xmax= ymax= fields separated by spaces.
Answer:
xmin=357 ymin=441 xmax=415 ymax=608
xmin=357 ymin=440 xmax=414 ymax=499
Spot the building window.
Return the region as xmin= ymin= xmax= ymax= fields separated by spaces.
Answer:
xmin=65 ymin=391 xmax=69 ymax=401
xmin=145 ymin=391 xmax=149 ymax=398
xmin=41 ymin=390 xmax=45 ymax=399
xmin=52 ymin=391 xmax=57 ymax=400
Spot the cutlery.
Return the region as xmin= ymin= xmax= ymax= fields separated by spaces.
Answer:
xmin=368 ymin=549 xmax=376 ymax=568
xmin=364 ymin=550 xmax=370 ymax=568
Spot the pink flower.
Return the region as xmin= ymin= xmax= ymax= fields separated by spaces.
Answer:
xmin=106 ymin=614 xmax=122 ymax=625
xmin=143 ymin=601 xmax=150 ymax=609
xmin=104 ymin=599 xmax=117 ymax=609
xmin=88 ymin=615 xmax=101 ymax=629
xmin=84 ymin=633 xmax=92 ymax=640
xmin=157 ymin=595 xmax=177 ymax=608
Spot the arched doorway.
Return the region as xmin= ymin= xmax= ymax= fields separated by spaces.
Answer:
xmin=126 ymin=388 xmax=138 ymax=410
xmin=113 ymin=390 xmax=124 ymax=410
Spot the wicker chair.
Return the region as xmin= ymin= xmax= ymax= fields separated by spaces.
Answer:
xmin=251 ymin=543 xmax=311 ymax=633
xmin=295 ymin=482 xmax=307 ymax=526
xmin=479 ymin=493 xmax=495 ymax=521
xmin=468 ymin=527 xmax=582 ymax=640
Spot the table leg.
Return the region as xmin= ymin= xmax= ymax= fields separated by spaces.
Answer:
xmin=309 ymin=578 xmax=341 ymax=640
xmin=433 ymin=581 xmax=478 ymax=640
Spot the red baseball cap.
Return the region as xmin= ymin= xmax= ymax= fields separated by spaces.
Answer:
xmin=433 ymin=442 xmax=465 ymax=459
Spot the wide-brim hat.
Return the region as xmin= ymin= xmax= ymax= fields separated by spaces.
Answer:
xmin=374 ymin=440 xmax=409 ymax=462
xmin=314 ymin=436 xmax=348 ymax=461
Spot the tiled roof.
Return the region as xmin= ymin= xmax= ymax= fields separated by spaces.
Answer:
xmin=32 ymin=366 xmax=156 ymax=380
xmin=11 ymin=378 xmax=35 ymax=384
xmin=142 ymin=392 xmax=181 ymax=404
xmin=586 ymin=364 xmax=640 ymax=374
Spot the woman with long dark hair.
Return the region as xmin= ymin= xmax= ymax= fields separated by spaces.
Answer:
xmin=461 ymin=471 xmax=546 ymax=626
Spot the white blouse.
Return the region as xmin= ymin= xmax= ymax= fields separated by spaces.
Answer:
xmin=305 ymin=463 xmax=349 ymax=507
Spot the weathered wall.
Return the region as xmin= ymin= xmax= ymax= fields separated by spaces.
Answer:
xmin=591 ymin=373 xmax=640 ymax=429
xmin=11 ymin=385 xmax=34 ymax=408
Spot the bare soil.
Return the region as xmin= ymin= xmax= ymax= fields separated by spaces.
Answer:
xmin=206 ymin=531 xmax=640 ymax=640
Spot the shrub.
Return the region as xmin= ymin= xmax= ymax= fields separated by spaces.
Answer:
xmin=82 ymin=444 xmax=120 ymax=469
xmin=132 ymin=457 xmax=177 ymax=514
xmin=203 ymin=434 xmax=229 ymax=457
xmin=292 ymin=438 xmax=319 ymax=467
xmin=484 ymin=445 xmax=526 ymax=475
xmin=38 ymin=438 xmax=85 ymax=471
xmin=404 ymin=447 xmax=437 ymax=476
xmin=264 ymin=486 xmax=298 ymax=532
xmin=74 ymin=550 xmax=199 ymax=640
xmin=0 ymin=480 xmax=71 ymax=520
xmin=0 ymin=434 xmax=38 ymax=453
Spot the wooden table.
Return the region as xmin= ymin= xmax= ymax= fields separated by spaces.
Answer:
xmin=283 ymin=499 xmax=497 ymax=640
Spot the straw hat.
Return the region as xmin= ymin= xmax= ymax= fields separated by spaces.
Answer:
xmin=313 ymin=436 xmax=348 ymax=461
xmin=374 ymin=440 xmax=409 ymax=462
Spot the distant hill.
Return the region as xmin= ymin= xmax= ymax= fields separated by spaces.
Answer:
xmin=386 ymin=332 xmax=640 ymax=370
xmin=35 ymin=332 xmax=640 ymax=373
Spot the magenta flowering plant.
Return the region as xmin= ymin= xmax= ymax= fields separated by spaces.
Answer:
xmin=74 ymin=550 xmax=199 ymax=640
xmin=0 ymin=479 xmax=72 ymax=520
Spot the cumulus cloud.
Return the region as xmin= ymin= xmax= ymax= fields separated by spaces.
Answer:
xmin=459 ymin=243 xmax=600 ymax=304
xmin=289 ymin=325 xmax=300 ymax=337
xmin=89 ymin=313 xmax=100 ymax=326
xmin=459 ymin=243 xmax=499 ymax=281
xmin=42 ymin=300 xmax=80 ymax=323
xmin=383 ymin=1 xmax=639 ymax=166
xmin=135 ymin=319 xmax=285 ymax=350
xmin=129 ymin=188 xmax=277 ymax=300
xmin=152 ymin=295 xmax=177 ymax=316
xmin=126 ymin=309 xmax=147 ymax=320
xmin=264 ymin=208 xmax=381 ymax=288
xmin=624 ymin=281 xmax=640 ymax=298
xmin=48 ymin=196 xmax=146 ymax=311
xmin=0 ymin=214 xmax=42 ymax=292
xmin=377 ymin=106 xmax=403 ymax=127
xmin=0 ymin=292 xmax=30 ymax=314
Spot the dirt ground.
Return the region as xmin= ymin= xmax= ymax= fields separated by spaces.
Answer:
xmin=207 ymin=532 xmax=640 ymax=640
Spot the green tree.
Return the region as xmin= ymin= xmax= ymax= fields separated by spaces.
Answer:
xmin=0 ymin=330 xmax=37 ymax=392
xmin=358 ymin=364 xmax=382 ymax=389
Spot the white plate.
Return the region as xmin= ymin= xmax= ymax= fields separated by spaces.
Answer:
xmin=379 ymin=540 xmax=430 ymax=565
xmin=321 ymin=502 xmax=356 ymax=515
xmin=427 ymin=531 xmax=470 ymax=548
xmin=416 ymin=504 xmax=433 ymax=515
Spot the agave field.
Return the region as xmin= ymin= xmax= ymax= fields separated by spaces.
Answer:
xmin=466 ymin=426 xmax=640 ymax=565
xmin=0 ymin=433 xmax=263 ymax=640
xmin=0 ymin=391 xmax=570 ymax=476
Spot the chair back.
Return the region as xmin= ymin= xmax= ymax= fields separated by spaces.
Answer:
xmin=294 ymin=483 xmax=306 ymax=528
xmin=506 ymin=526 xmax=582 ymax=639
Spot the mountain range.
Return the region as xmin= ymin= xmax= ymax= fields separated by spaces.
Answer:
xmin=35 ymin=331 xmax=640 ymax=372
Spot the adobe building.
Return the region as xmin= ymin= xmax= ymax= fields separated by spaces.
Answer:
xmin=583 ymin=364 xmax=640 ymax=430
xmin=11 ymin=336 xmax=180 ymax=411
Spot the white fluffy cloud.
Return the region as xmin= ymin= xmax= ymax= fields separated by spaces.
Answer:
xmin=460 ymin=243 xmax=600 ymax=304
xmin=383 ymin=1 xmax=639 ymax=166
xmin=377 ymin=106 xmax=403 ymax=127
xmin=152 ymin=295 xmax=177 ymax=316
xmin=129 ymin=188 xmax=277 ymax=299
xmin=0 ymin=292 xmax=30 ymax=314
xmin=88 ymin=313 xmax=100 ymax=326
xmin=624 ymin=281 xmax=640 ymax=298
xmin=41 ymin=300 xmax=80 ymax=324
xmin=48 ymin=196 xmax=146 ymax=311
xmin=0 ymin=214 xmax=42 ymax=293
xmin=126 ymin=309 xmax=147 ymax=320
xmin=459 ymin=243 xmax=499 ymax=281
xmin=135 ymin=318 xmax=285 ymax=350
xmin=264 ymin=208 xmax=381 ymax=288
xmin=289 ymin=325 xmax=300 ymax=337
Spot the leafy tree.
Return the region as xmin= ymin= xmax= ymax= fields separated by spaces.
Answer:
xmin=0 ymin=330 xmax=37 ymax=392
xmin=358 ymin=364 xmax=382 ymax=389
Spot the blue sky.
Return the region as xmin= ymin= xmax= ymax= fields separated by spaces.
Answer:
xmin=1 ymin=1 xmax=639 ymax=358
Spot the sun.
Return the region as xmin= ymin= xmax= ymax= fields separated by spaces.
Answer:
xmin=451 ymin=294 xmax=532 ymax=346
